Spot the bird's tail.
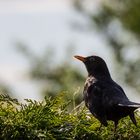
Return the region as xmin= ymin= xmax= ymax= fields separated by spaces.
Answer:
xmin=118 ymin=101 xmax=140 ymax=108
xmin=118 ymin=101 xmax=139 ymax=126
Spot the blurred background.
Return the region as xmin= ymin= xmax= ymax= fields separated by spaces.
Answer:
xmin=1 ymin=0 xmax=140 ymax=105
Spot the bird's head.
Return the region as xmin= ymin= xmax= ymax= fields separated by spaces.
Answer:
xmin=74 ymin=55 xmax=111 ymax=79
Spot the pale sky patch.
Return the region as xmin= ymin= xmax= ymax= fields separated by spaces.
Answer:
xmin=0 ymin=0 xmax=72 ymax=14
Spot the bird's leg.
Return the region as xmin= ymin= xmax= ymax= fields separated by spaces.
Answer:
xmin=114 ymin=121 xmax=118 ymax=132
xmin=129 ymin=112 xmax=137 ymax=126
xmin=97 ymin=118 xmax=107 ymax=131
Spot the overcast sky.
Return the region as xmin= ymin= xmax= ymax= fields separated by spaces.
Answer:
xmin=0 ymin=0 xmax=140 ymax=102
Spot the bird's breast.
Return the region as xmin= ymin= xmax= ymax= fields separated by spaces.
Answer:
xmin=85 ymin=76 xmax=97 ymax=88
xmin=83 ymin=76 xmax=97 ymax=106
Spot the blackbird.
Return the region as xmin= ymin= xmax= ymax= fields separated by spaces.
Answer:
xmin=74 ymin=55 xmax=140 ymax=129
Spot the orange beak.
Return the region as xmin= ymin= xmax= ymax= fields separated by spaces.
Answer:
xmin=74 ymin=55 xmax=86 ymax=62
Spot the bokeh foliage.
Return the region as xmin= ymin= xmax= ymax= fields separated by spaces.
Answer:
xmin=16 ymin=44 xmax=84 ymax=105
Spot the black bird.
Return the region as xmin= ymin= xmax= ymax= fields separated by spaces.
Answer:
xmin=74 ymin=55 xmax=140 ymax=129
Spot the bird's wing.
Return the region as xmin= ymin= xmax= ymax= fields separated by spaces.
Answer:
xmin=102 ymin=83 xmax=140 ymax=109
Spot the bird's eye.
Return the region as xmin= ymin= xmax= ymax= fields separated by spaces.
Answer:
xmin=90 ymin=57 xmax=95 ymax=61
